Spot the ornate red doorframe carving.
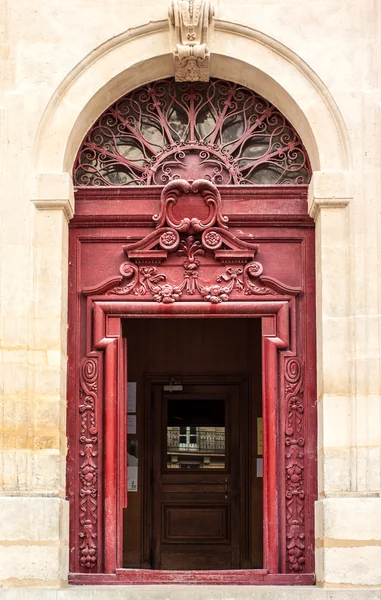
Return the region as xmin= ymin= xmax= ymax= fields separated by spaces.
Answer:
xmin=67 ymin=177 xmax=316 ymax=585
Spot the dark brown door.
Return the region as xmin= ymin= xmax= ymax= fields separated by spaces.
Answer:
xmin=151 ymin=380 xmax=245 ymax=570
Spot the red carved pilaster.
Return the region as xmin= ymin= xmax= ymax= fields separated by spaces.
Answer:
xmin=285 ymin=357 xmax=305 ymax=573
xmin=79 ymin=357 xmax=99 ymax=570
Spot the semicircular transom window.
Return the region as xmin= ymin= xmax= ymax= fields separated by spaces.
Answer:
xmin=74 ymin=78 xmax=312 ymax=187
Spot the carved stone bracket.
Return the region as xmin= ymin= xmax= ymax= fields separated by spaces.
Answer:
xmin=169 ymin=0 xmax=214 ymax=82
xmin=285 ymin=357 xmax=305 ymax=573
xmin=79 ymin=357 xmax=99 ymax=570
xmin=83 ymin=179 xmax=300 ymax=302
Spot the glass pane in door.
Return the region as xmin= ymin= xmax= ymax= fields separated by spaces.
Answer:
xmin=166 ymin=399 xmax=225 ymax=470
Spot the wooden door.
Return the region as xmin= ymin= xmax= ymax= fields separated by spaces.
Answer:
xmin=151 ymin=380 xmax=245 ymax=570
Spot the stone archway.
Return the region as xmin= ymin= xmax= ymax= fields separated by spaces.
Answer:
xmin=30 ymin=21 xmax=352 ymax=587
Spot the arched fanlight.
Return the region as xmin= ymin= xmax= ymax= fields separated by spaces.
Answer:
xmin=74 ymin=78 xmax=311 ymax=187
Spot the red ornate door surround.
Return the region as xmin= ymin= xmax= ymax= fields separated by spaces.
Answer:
xmin=67 ymin=78 xmax=316 ymax=585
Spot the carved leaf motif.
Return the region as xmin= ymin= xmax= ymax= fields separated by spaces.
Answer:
xmin=178 ymin=235 xmax=205 ymax=266
xmin=152 ymin=281 xmax=186 ymax=303
xmin=79 ymin=521 xmax=97 ymax=569
xmin=196 ymin=279 xmax=234 ymax=304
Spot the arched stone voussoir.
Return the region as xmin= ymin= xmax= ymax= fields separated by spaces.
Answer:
xmin=32 ymin=20 xmax=351 ymax=205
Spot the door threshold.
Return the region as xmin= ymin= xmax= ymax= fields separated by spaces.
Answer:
xmin=69 ymin=570 xmax=315 ymax=585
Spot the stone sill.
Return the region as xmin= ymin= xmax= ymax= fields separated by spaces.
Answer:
xmin=1 ymin=587 xmax=381 ymax=599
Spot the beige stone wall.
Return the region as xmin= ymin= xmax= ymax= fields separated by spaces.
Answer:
xmin=0 ymin=0 xmax=380 ymax=591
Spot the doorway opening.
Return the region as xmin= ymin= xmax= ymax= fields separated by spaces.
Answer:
xmin=122 ymin=317 xmax=263 ymax=570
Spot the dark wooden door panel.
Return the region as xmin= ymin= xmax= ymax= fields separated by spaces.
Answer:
xmin=161 ymin=484 xmax=226 ymax=494
xmin=163 ymin=504 xmax=230 ymax=543
xmin=160 ymin=545 xmax=233 ymax=571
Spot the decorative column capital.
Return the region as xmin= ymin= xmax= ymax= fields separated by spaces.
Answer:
xmin=308 ymin=171 xmax=352 ymax=219
xmin=31 ymin=172 xmax=74 ymax=220
xmin=169 ymin=0 xmax=214 ymax=82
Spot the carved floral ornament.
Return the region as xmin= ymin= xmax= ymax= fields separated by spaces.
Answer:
xmin=83 ymin=179 xmax=300 ymax=303
xmin=79 ymin=357 xmax=99 ymax=569
xmin=285 ymin=357 xmax=305 ymax=572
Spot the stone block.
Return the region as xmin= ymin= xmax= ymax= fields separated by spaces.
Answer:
xmin=0 ymin=497 xmax=69 ymax=587
xmin=316 ymin=498 xmax=381 ymax=586
xmin=318 ymin=395 xmax=351 ymax=450
xmin=320 ymin=546 xmax=381 ymax=586
xmin=319 ymin=448 xmax=351 ymax=495
xmin=0 ymin=497 xmax=68 ymax=542
xmin=31 ymin=451 xmax=63 ymax=491
xmin=0 ymin=545 xmax=64 ymax=586
xmin=311 ymin=171 xmax=352 ymax=201
xmin=319 ymin=498 xmax=381 ymax=541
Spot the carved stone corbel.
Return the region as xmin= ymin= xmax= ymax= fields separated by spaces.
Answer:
xmin=169 ymin=0 xmax=214 ymax=82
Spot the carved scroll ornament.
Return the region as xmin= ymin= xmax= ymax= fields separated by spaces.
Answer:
xmin=83 ymin=179 xmax=300 ymax=303
xmin=169 ymin=0 xmax=214 ymax=82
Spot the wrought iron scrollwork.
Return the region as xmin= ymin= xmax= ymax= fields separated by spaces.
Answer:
xmin=74 ymin=79 xmax=311 ymax=187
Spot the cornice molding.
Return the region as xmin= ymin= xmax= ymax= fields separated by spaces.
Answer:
xmin=308 ymin=171 xmax=352 ymax=219
xmin=31 ymin=173 xmax=74 ymax=221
